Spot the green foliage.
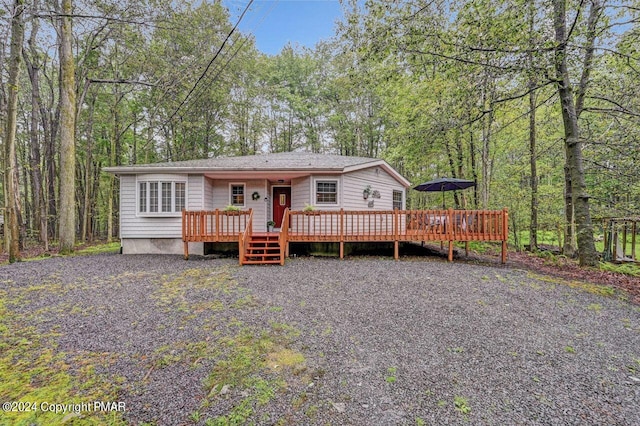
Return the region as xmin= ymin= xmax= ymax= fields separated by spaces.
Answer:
xmin=385 ymin=366 xmax=397 ymax=383
xmin=599 ymin=262 xmax=640 ymax=277
xmin=5 ymin=0 xmax=640 ymax=255
xmin=75 ymin=242 xmax=121 ymax=256
xmin=453 ymin=395 xmax=471 ymax=415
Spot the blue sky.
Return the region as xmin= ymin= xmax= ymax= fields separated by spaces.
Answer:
xmin=224 ymin=0 xmax=344 ymax=55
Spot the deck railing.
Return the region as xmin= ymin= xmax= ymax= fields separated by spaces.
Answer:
xmin=279 ymin=208 xmax=291 ymax=263
xmin=286 ymin=208 xmax=508 ymax=262
xmin=182 ymin=209 xmax=251 ymax=259
xmin=238 ymin=210 xmax=254 ymax=265
xmin=182 ymin=208 xmax=508 ymax=263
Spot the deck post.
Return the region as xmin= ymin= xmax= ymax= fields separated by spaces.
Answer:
xmin=632 ymin=221 xmax=637 ymax=262
xmin=215 ymin=209 xmax=220 ymax=241
xmin=339 ymin=208 xmax=344 ymax=259
xmin=393 ymin=208 xmax=399 ymax=260
xmin=501 ymin=208 xmax=509 ymax=264
xmin=624 ymin=222 xmax=630 ymax=258
xmin=184 ymin=241 xmax=189 ymax=260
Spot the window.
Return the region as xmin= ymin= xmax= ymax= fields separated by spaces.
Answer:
xmin=149 ymin=182 xmax=159 ymax=213
xmin=162 ymin=182 xmax=172 ymax=212
xmin=139 ymin=182 xmax=147 ymax=213
xmin=230 ymin=184 xmax=245 ymax=206
xmin=138 ymin=180 xmax=185 ymax=215
xmin=175 ymin=182 xmax=185 ymax=211
xmin=393 ymin=190 xmax=403 ymax=210
xmin=316 ymin=181 xmax=337 ymax=204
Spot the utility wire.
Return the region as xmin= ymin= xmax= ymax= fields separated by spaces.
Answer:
xmin=167 ymin=0 xmax=255 ymax=122
xmin=173 ymin=0 xmax=279 ymax=119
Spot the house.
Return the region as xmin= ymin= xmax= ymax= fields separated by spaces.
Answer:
xmin=104 ymin=152 xmax=411 ymax=256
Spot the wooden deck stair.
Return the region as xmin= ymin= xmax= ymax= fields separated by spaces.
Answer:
xmin=242 ymin=233 xmax=282 ymax=265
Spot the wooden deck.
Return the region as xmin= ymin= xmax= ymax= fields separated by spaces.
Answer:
xmin=183 ymin=208 xmax=509 ymax=264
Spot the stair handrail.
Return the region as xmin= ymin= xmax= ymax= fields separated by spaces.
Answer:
xmin=278 ymin=208 xmax=290 ymax=265
xmin=238 ymin=209 xmax=253 ymax=265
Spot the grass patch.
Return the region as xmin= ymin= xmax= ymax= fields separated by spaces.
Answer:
xmin=454 ymin=395 xmax=471 ymax=415
xmin=0 ymin=298 xmax=125 ymax=425
xmin=385 ymin=366 xmax=397 ymax=383
xmin=599 ymin=262 xmax=640 ymax=277
xmin=2 ymin=261 xmax=307 ymax=425
xmin=526 ymin=272 xmax=617 ymax=298
xmin=15 ymin=242 xmax=121 ymax=265
xmin=145 ymin=269 xmax=308 ymax=424
xmin=203 ymin=324 xmax=302 ymax=424
xmin=74 ymin=242 xmax=121 ymax=256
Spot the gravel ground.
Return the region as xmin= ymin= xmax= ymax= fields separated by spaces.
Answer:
xmin=1 ymin=253 xmax=639 ymax=425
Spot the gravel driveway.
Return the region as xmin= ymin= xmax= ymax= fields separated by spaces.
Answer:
xmin=1 ymin=253 xmax=638 ymax=425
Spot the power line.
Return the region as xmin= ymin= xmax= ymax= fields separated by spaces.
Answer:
xmin=167 ymin=0 xmax=255 ymax=122
xmin=170 ymin=0 xmax=280 ymax=120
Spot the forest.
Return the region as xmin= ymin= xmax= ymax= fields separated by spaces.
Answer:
xmin=0 ymin=0 xmax=638 ymax=266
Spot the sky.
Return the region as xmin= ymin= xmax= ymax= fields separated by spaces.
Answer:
xmin=224 ymin=0 xmax=344 ymax=55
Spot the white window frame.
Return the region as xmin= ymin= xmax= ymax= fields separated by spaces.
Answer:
xmin=393 ymin=190 xmax=403 ymax=210
xmin=137 ymin=179 xmax=186 ymax=217
xmin=315 ymin=179 xmax=339 ymax=205
xmin=229 ymin=183 xmax=246 ymax=207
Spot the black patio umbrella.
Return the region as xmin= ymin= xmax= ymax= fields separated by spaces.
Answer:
xmin=413 ymin=177 xmax=476 ymax=208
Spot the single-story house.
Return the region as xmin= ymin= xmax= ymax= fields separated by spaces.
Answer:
xmin=104 ymin=152 xmax=411 ymax=255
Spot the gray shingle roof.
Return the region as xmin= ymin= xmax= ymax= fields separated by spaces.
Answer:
xmin=105 ymin=152 xmax=382 ymax=172
xmin=103 ymin=152 xmax=411 ymax=187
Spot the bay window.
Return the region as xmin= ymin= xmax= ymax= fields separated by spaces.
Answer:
xmin=138 ymin=180 xmax=186 ymax=215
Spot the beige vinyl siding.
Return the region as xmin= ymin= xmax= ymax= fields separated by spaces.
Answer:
xmin=212 ymin=179 xmax=267 ymax=232
xmin=204 ymin=177 xmax=214 ymax=209
xmin=342 ymin=167 xmax=406 ymax=210
xmin=188 ymin=175 xmax=204 ymax=210
xmin=120 ymin=173 xmax=188 ymax=238
xmin=291 ymin=176 xmax=311 ymax=210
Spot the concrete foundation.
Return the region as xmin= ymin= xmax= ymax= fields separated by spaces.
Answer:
xmin=122 ymin=238 xmax=203 ymax=255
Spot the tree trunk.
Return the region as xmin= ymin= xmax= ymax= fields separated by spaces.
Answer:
xmin=529 ymin=88 xmax=539 ymax=251
xmin=553 ymin=0 xmax=598 ymax=266
xmin=24 ymin=4 xmax=48 ymax=250
xmin=480 ymin=72 xmax=495 ymax=209
xmin=468 ymin=110 xmax=479 ymax=208
xmin=81 ymin=94 xmax=96 ymax=242
xmin=527 ymin=0 xmax=538 ymax=251
xmin=4 ymin=0 xmax=25 ymax=263
xmin=563 ymin=164 xmax=575 ymax=256
xmin=58 ymin=0 xmax=77 ymax=254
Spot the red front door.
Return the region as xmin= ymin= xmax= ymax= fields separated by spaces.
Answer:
xmin=272 ymin=187 xmax=291 ymax=228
